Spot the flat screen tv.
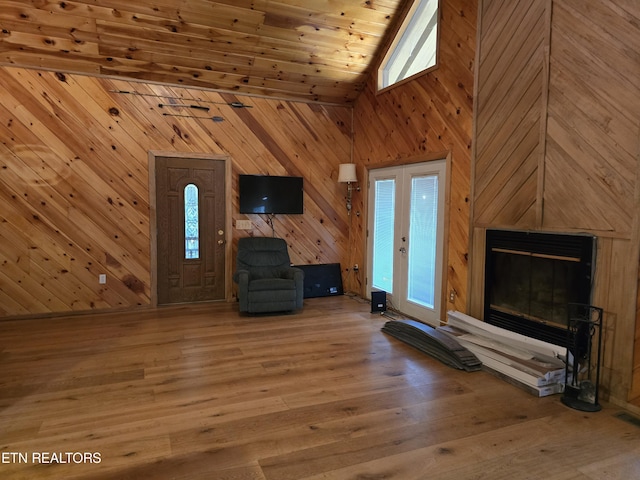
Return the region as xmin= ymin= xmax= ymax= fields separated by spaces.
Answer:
xmin=239 ymin=175 xmax=303 ymax=214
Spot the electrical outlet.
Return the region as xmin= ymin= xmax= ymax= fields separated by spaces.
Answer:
xmin=99 ymin=274 xmax=107 ymax=284
xmin=236 ymin=219 xmax=252 ymax=230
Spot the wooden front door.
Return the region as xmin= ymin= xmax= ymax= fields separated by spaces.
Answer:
xmin=155 ymin=156 xmax=226 ymax=304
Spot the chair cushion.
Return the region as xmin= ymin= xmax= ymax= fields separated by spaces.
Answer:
xmin=249 ymin=266 xmax=289 ymax=280
xmin=247 ymin=280 xmax=298 ymax=312
xmin=248 ymin=278 xmax=296 ymax=292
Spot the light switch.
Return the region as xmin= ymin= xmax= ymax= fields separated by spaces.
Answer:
xmin=236 ymin=219 xmax=252 ymax=230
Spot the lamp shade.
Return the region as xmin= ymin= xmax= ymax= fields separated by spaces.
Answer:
xmin=338 ymin=163 xmax=358 ymax=183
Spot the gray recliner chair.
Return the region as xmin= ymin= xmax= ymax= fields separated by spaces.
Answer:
xmin=233 ymin=237 xmax=304 ymax=313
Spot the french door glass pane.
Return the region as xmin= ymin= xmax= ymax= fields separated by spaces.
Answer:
xmin=372 ymin=179 xmax=395 ymax=293
xmin=184 ymin=183 xmax=200 ymax=259
xmin=407 ymin=175 xmax=438 ymax=308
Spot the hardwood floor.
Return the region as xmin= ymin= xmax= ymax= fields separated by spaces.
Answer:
xmin=1 ymin=295 xmax=639 ymax=479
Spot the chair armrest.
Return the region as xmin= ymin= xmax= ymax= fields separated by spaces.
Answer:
xmin=233 ymin=269 xmax=250 ymax=312
xmin=280 ymin=267 xmax=302 ymax=280
xmin=233 ymin=269 xmax=249 ymax=284
xmin=288 ymin=267 xmax=304 ymax=309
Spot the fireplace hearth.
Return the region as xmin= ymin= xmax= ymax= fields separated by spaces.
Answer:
xmin=484 ymin=229 xmax=596 ymax=347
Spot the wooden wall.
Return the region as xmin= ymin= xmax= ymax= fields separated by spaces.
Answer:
xmin=0 ymin=66 xmax=352 ymax=318
xmin=469 ymin=0 xmax=640 ymax=408
xmin=351 ymin=0 xmax=477 ymax=315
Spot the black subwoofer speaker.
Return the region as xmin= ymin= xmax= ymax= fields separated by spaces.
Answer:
xmin=371 ymin=290 xmax=386 ymax=313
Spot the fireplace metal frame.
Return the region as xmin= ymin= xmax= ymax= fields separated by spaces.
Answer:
xmin=484 ymin=229 xmax=596 ymax=347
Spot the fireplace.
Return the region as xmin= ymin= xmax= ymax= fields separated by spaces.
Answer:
xmin=484 ymin=229 xmax=596 ymax=347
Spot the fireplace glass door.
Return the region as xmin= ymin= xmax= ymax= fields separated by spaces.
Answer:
xmin=490 ymin=249 xmax=583 ymax=328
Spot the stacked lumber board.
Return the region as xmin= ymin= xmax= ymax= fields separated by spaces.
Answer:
xmin=382 ymin=318 xmax=482 ymax=372
xmin=438 ymin=311 xmax=568 ymax=397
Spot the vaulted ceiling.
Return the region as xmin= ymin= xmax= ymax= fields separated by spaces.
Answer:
xmin=0 ymin=0 xmax=407 ymax=105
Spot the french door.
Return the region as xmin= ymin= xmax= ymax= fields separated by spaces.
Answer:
xmin=367 ymin=160 xmax=446 ymax=325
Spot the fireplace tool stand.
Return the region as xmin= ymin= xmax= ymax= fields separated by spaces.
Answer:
xmin=561 ymin=303 xmax=603 ymax=412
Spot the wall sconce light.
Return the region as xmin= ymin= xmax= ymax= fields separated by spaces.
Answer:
xmin=338 ymin=163 xmax=359 ymax=214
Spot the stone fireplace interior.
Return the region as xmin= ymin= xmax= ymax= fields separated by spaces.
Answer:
xmin=484 ymin=229 xmax=596 ymax=348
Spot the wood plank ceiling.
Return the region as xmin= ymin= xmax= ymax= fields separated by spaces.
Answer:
xmin=0 ymin=0 xmax=406 ymax=105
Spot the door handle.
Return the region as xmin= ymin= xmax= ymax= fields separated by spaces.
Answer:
xmin=217 ymin=239 xmax=224 ymax=245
